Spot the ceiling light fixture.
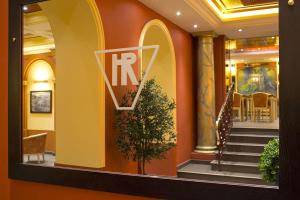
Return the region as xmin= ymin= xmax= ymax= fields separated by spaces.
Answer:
xmin=23 ymin=6 xmax=28 ymax=11
xmin=238 ymin=28 xmax=243 ymax=32
xmin=176 ymin=11 xmax=181 ymax=16
xmin=193 ymin=24 xmax=198 ymax=29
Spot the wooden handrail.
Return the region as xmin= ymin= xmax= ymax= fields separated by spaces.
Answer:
xmin=216 ymin=84 xmax=234 ymax=171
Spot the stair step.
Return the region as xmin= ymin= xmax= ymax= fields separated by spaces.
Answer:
xmin=178 ymin=171 xmax=270 ymax=186
xmin=222 ymin=151 xmax=261 ymax=163
xmin=177 ymin=162 xmax=273 ymax=186
xmin=226 ymin=142 xmax=265 ymax=153
xmin=211 ymin=160 xmax=260 ymax=174
xmin=229 ymin=134 xmax=277 ymax=144
xmin=231 ymin=128 xmax=279 ymax=136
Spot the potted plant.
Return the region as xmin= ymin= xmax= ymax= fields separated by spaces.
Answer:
xmin=115 ymin=78 xmax=176 ymax=175
xmin=259 ymin=138 xmax=279 ymax=184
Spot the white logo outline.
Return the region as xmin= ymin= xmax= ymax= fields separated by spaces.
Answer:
xmin=95 ymin=45 xmax=160 ymax=110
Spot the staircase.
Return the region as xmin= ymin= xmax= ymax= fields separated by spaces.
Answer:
xmin=177 ymin=128 xmax=279 ymax=186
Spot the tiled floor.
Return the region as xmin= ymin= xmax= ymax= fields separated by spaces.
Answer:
xmin=23 ymin=153 xmax=55 ymax=167
xmin=233 ymin=118 xmax=279 ymax=129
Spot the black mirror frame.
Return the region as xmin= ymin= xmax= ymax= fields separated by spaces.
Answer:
xmin=8 ymin=0 xmax=299 ymax=199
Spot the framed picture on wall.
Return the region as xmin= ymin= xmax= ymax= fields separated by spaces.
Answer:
xmin=30 ymin=91 xmax=52 ymax=113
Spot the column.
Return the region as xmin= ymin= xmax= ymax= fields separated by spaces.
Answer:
xmin=194 ymin=32 xmax=217 ymax=153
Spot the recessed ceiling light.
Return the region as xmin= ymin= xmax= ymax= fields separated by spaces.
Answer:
xmin=193 ymin=24 xmax=198 ymax=29
xmin=23 ymin=5 xmax=28 ymax=11
xmin=238 ymin=28 xmax=243 ymax=32
xmin=176 ymin=11 xmax=181 ymax=16
xmin=240 ymin=49 xmax=244 ymax=52
xmin=272 ymin=36 xmax=275 ymax=39
xmin=258 ymin=48 xmax=261 ymax=50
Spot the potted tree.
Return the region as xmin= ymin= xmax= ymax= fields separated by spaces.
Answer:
xmin=115 ymin=79 xmax=176 ymax=175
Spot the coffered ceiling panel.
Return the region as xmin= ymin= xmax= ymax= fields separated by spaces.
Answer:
xmin=221 ymin=0 xmax=278 ymax=9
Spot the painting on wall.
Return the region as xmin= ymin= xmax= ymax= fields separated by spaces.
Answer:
xmin=237 ymin=65 xmax=277 ymax=96
xmin=30 ymin=91 xmax=52 ymax=113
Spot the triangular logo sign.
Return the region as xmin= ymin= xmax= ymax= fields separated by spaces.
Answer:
xmin=95 ymin=45 xmax=160 ymax=110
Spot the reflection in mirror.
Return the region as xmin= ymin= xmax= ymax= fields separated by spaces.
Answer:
xmin=21 ymin=0 xmax=279 ymax=188
xmin=225 ymin=36 xmax=280 ymax=185
xmin=22 ymin=0 xmax=106 ymax=169
xmin=23 ymin=3 xmax=56 ymax=167
xmin=225 ymin=36 xmax=280 ymax=129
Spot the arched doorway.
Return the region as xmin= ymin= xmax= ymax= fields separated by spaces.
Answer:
xmin=28 ymin=0 xmax=106 ymax=168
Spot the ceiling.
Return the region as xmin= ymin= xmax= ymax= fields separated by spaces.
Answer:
xmin=23 ymin=1 xmax=278 ymax=59
xmin=225 ymin=36 xmax=279 ymax=63
xmin=138 ymin=0 xmax=278 ymax=39
xmin=23 ymin=4 xmax=55 ymax=55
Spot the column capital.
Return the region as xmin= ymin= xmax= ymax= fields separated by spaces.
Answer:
xmin=192 ymin=31 xmax=218 ymax=38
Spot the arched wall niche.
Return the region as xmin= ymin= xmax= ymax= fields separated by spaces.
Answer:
xmin=23 ymin=58 xmax=57 ymax=153
xmin=139 ymin=19 xmax=177 ymax=129
xmin=40 ymin=0 xmax=106 ymax=169
xmin=23 ymin=55 xmax=56 ymax=130
xmin=138 ymin=19 xmax=177 ymax=176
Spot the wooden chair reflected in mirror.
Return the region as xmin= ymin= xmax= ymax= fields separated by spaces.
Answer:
xmin=252 ymin=92 xmax=272 ymax=122
xmin=23 ymin=133 xmax=47 ymax=163
xmin=233 ymin=92 xmax=242 ymax=121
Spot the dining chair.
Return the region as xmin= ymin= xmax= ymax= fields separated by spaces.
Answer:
xmin=23 ymin=133 xmax=48 ymax=163
xmin=252 ymin=92 xmax=272 ymax=122
xmin=233 ymin=92 xmax=242 ymax=121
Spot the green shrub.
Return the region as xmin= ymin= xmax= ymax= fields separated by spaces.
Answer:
xmin=259 ymin=138 xmax=279 ymax=184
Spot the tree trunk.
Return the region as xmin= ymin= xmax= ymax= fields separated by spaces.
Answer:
xmin=142 ymin=157 xmax=146 ymax=175
xmin=137 ymin=159 xmax=142 ymax=174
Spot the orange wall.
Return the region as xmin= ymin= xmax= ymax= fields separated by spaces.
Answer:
xmin=0 ymin=0 xmax=9 ymax=199
xmin=0 ymin=0 xmax=194 ymax=199
xmin=98 ymin=0 xmax=195 ymax=176
xmin=214 ymin=35 xmax=226 ymax=115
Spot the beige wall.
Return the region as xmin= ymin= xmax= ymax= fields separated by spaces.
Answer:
xmin=41 ymin=0 xmax=106 ymax=168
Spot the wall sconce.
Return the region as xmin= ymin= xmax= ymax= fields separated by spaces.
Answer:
xmin=32 ymin=68 xmax=55 ymax=84
xmin=34 ymin=68 xmax=50 ymax=82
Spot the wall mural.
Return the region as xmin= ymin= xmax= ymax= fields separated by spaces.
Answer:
xmin=237 ymin=65 xmax=277 ymax=96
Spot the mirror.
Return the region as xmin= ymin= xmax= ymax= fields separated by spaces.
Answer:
xmin=20 ymin=0 xmax=279 ymax=188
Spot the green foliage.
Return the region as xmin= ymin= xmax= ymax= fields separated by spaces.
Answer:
xmin=259 ymin=138 xmax=279 ymax=184
xmin=115 ymin=78 xmax=176 ymax=174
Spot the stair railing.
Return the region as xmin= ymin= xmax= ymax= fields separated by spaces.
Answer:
xmin=216 ymin=84 xmax=234 ymax=171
